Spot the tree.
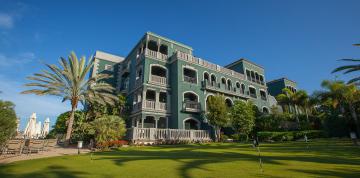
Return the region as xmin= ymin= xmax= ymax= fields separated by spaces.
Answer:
xmin=53 ymin=111 xmax=90 ymax=142
xmin=91 ymin=115 xmax=126 ymax=147
xmin=276 ymin=88 xmax=300 ymax=125
xmin=0 ymin=100 xmax=17 ymax=148
xmin=319 ymin=80 xmax=360 ymax=136
xmin=230 ymin=101 xmax=255 ymax=140
xmin=332 ymin=44 xmax=360 ymax=85
xmin=22 ymin=52 xmax=118 ymax=146
xmin=206 ymin=95 xmax=229 ymax=142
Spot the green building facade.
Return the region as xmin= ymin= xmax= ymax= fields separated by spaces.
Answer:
xmin=91 ymin=32 xmax=291 ymax=130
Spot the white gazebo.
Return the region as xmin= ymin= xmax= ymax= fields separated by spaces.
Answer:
xmin=41 ymin=118 xmax=50 ymax=138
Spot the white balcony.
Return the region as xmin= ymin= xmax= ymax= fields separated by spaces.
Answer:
xmin=145 ymin=49 xmax=168 ymax=61
xmin=150 ymin=75 xmax=167 ymax=85
xmin=158 ymin=102 xmax=167 ymax=111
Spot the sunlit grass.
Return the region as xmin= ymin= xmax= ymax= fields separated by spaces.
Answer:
xmin=0 ymin=138 xmax=359 ymax=178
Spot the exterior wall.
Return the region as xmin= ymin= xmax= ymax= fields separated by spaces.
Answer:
xmin=90 ymin=32 xmax=279 ymax=130
xmin=267 ymin=78 xmax=297 ymax=97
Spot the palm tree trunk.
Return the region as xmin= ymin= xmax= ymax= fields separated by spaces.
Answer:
xmin=65 ymin=100 xmax=78 ymax=146
xmin=294 ymin=105 xmax=300 ymax=129
xmin=349 ymin=103 xmax=360 ymax=137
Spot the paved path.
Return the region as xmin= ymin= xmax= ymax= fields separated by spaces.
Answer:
xmin=0 ymin=147 xmax=91 ymax=164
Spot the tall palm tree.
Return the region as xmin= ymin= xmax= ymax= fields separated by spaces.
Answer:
xmin=332 ymin=44 xmax=360 ymax=85
xmin=276 ymin=88 xmax=300 ymax=124
xmin=22 ymin=52 xmax=118 ymax=145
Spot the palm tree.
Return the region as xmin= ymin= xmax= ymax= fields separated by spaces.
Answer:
xmin=332 ymin=44 xmax=360 ymax=85
xmin=276 ymin=88 xmax=300 ymax=125
xmin=319 ymin=80 xmax=360 ymax=136
xmin=22 ymin=52 xmax=118 ymax=145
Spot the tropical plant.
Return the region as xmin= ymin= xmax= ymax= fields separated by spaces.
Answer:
xmin=229 ymin=101 xmax=255 ymax=141
xmin=205 ymin=95 xmax=229 ymax=142
xmin=318 ymin=80 xmax=360 ymax=136
xmin=91 ymin=115 xmax=126 ymax=148
xmin=332 ymin=44 xmax=360 ymax=85
xmin=0 ymin=100 xmax=17 ymax=148
xmin=22 ymin=52 xmax=118 ymax=145
xmin=276 ymin=88 xmax=301 ymax=126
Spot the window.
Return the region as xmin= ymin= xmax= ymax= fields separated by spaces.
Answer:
xmin=146 ymin=90 xmax=156 ymax=101
xmin=249 ymin=87 xmax=257 ymax=98
xmin=210 ymin=74 xmax=216 ymax=86
xmin=236 ymin=82 xmax=240 ymax=88
xmin=259 ymin=75 xmax=264 ymax=85
xmin=159 ymin=44 xmax=168 ymax=55
xmin=105 ymin=64 xmax=113 ymax=71
xmin=159 ymin=92 xmax=167 ymax=103
xmin=263 ymin=107 xmax=269 ymax=114
xmin=246 ymin=70 xmax=251 ymax=81
xmin=250 ymin=71 xmax=256 ymax=82
xmin=241 ymin=84 xmax=246 ymax=94
xmin=255 ymin=73 xmax=260 ymax=84
xmin=148 ymin=40 xmax=158 ymax=51
xmin=227 ymin=79 xmax=232 ymax=90
xmin=183 ymin=67 xmax=197 ymax=84
xmin=260 ymin=90 xmax=267 ymax=100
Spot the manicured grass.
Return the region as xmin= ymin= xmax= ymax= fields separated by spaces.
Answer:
xmin=1 ymin=139 xmax=360 ymax=178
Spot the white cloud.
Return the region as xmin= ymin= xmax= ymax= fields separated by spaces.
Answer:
xmin=0 ymin=75 xmax=69 ymax=130
xmin=0 ymin=52 xmax=35 ymax=67
xmin=0 ymin=14 xmax=14 ymax=29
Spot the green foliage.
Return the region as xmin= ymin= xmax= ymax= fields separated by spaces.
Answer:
xmin=0 ymin=100 xmax=17 ymax=147
xmin=53 ymin=111 xmax=90 ymax=142
xmin=230 ymin=101 xmax=255 ymax=137
xmin=257 ymin=130 xmax=327 ymax=142
xmin=332 ymin=44 xmax=360 ymax=84
xmin=91 ymin=115 xmax=126 ymax=148
xmin=206 ymin=95 xmax=229 ymax=141
xmin=231 ymin=133 xmax=249 ymax=142
xmin=22 ymin=51 xmax=118 ymax=144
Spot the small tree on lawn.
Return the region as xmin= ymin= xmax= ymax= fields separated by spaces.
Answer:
xmin=206 ymin=95 xmax=229 ymax=142
xmin=0 ymin=100 xmax=17 ymax=148
xmin=230 ymin=101 xmax=255 ymax=141
xmin=91 ymin=115 xmax=126 ymax=149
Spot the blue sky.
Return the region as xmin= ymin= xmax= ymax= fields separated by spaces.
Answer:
xmin=0 ymin=0 xmax=359 ymax=129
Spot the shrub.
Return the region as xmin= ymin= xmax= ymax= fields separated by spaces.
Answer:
xmin=231 ymin=133 xmax=248 ymax=142
xmin=257 ymin=130 xmax=327 ymax=142
xmin=220 ymin=134 xmax=230 ymax=142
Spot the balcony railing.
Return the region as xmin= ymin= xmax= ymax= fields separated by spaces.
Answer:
xmin=184 ymin=76 xmax=197 ymax=84
xmin=145 ymin=49 xmax=168 ymax=61
xmin=183 ymin=101 xmax=201 ymax=112
xmin=250 ymin=93 xmax=257 ymax=98
xmin=150 ymin=75 xmax=167 ymax=85
xmin=144 ymin=100 xmax=156 ymax=109
xmin=202 ymin=81 xmax=249 ymax=98
xmin=133 ymin=101 xmax=169 ymax=112
xmin=128 ymin=128 xmax=212 ymax=143
xmin=159 ymin=102 xmax=167 ymax=110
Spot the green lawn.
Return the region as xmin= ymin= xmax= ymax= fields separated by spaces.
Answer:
xmin=1 ymin=139 xmax=359 ymax=178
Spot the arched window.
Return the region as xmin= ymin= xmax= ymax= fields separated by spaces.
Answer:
xmin=203 ymin=72 xmax=210 ymax=84
xmin=236 ymin=82 xmax=240 ymax=88
xmin=144 ymin=116 xmax=156 ymax=128
xmin=151 ymin=65 xmax=166 ymax=77
xmin=159 ymin=44 xmax=168 ymax=55
xmin=251 ymin=71 xmax=255 ymax=82
xmin=184 ymin=118 xmax=200 ymax=130
xmin=183 ymin=67 xmax=197 ymax=84
xmin=184 ymin=92 xmax=198 ymax=102
xmin=241 ymin=84 xmax=246 ymax=94
xmin=221 ymin=77 xmax=226 ymax=88
xmin=147 ymin=40 xmax=158 ymax=51
xmin=145 ymin=90 xmax=156 ymax=101
xmin=255 ymin=73 xmax=260 ymax=84
xmin=225 ymin=98 xmax=233 ymax=107
xmin=183 ymin=92 xmax=200 ymax=111
xmin=227 ymin=79 xmax=232 ymax=90
xmin=249 ymin=87 xmax=257 ymax=98
xmin=211 ymin=74 xmax=216 ymax=86
xmin=262 ymin=107 xmax=269 ymax=114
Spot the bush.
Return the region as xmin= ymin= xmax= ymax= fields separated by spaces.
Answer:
xmin=220 ymin=134 xmax=230 ymax=142
xmin=257 ymin=130 xmax=327 ymax=142
xmin=0 ymin=100 xmax=17 ymax=148
xmin=231 ymin=133 xmax=249 ymax=142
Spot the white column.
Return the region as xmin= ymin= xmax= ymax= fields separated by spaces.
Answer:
xmin=141 ymin=118 xmax=144 ymax=128
xmin=155 ymin=119 xmax=158 ymax=128
xmin=155 ymin=91 xmax=160 ymax=110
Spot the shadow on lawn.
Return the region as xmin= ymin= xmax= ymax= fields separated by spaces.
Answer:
xmin=94 ymin=143 xmax=360 ymax=178
xmin=0 ymin=165 xmax=88 ymax=178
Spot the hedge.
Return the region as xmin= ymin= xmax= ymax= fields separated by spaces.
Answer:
xmin=257 ymin=130 xmax=328 ymax=142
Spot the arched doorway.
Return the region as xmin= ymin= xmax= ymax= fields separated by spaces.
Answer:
xmin=143 ymin=116 xmax=155 ymax=128
xmin=184 ymin=118 xmax=200 ymax=130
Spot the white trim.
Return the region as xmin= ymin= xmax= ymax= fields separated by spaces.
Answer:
xmin=225 ymin=97 xmax=234 ymax=106
xmin=182 ymin=91 xmax=199 ymax=102
xmin=183 ymin=117 xmax=201 ymax=130
xmin=203 ymin=71 xmax=210 ymax=81
xmin=149 ymin=64 xmax=168 ymax=85
xmin=204 ymin=93 xmax=215 ymax=112
xmin=182 ymin=65 xmax=198 ymax=85
xmin=262 ymin=106 xmax=270 ymax=113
